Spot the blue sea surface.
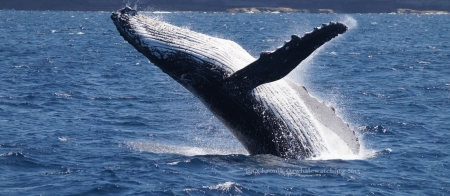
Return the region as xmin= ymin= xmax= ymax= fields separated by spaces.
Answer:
xmin=0 ymin=10 xmax=449 ymax=195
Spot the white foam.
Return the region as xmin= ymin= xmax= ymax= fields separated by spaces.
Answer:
xmin=126 ymin=141 xmax=248 ymax=156
xmin=203 ymin=182 xmax=242 ymax=193
xmin=58 ymin=137 xmax=68 ymax=142
xmin=152 ymin=11 xmax=172 ymax=14
xmin=310 ymin=123 xmax=370 ymax=160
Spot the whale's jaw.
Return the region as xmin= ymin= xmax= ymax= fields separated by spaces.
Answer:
xmin=111 ymin=7 xmax=359 ymax=159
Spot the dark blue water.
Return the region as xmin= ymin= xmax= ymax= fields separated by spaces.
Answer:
xmin=1 ymin=10 xmax=449 ymax=195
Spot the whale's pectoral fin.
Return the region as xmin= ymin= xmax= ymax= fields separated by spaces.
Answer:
xmin=226 ymin=22 xmax=347 ymax=90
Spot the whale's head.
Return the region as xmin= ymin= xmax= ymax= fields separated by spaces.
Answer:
xmin=111 ymin=7 xmax=256 ymax=87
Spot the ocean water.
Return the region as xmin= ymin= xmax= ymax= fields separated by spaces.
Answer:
xmin=0 ymin=10 xmax=449 ymax=195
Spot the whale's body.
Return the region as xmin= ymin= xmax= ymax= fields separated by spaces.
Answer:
xmin=111 ymin=7 xmax=359 ymax=159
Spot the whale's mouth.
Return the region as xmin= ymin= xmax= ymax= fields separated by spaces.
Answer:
xmin=111 ymin=7 xmax=360 ymax=159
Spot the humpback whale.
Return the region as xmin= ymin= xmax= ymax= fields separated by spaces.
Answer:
xmin=111 ymin=7 xmax=359 ymax=159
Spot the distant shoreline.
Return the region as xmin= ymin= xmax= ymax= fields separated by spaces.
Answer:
xmin=1 ymin=8 xmax=449 ymax=14
xmin=1 ymin=0 xmax=450 ymax=14
xmin=225 ymin=8 xmax=449 ymax=14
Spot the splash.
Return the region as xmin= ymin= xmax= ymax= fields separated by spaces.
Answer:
xmin=125 ymin=141 xmax=248 ymax=156
xmin=340 ymin=15 xmax=358 ymax=30
xmin=124 ymin=0 xmax=140 ymax=10
xmin=203 ymin=182 xmax=243 ymax=193
xmin=310 ymin=124 xmax=376 ymax=160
